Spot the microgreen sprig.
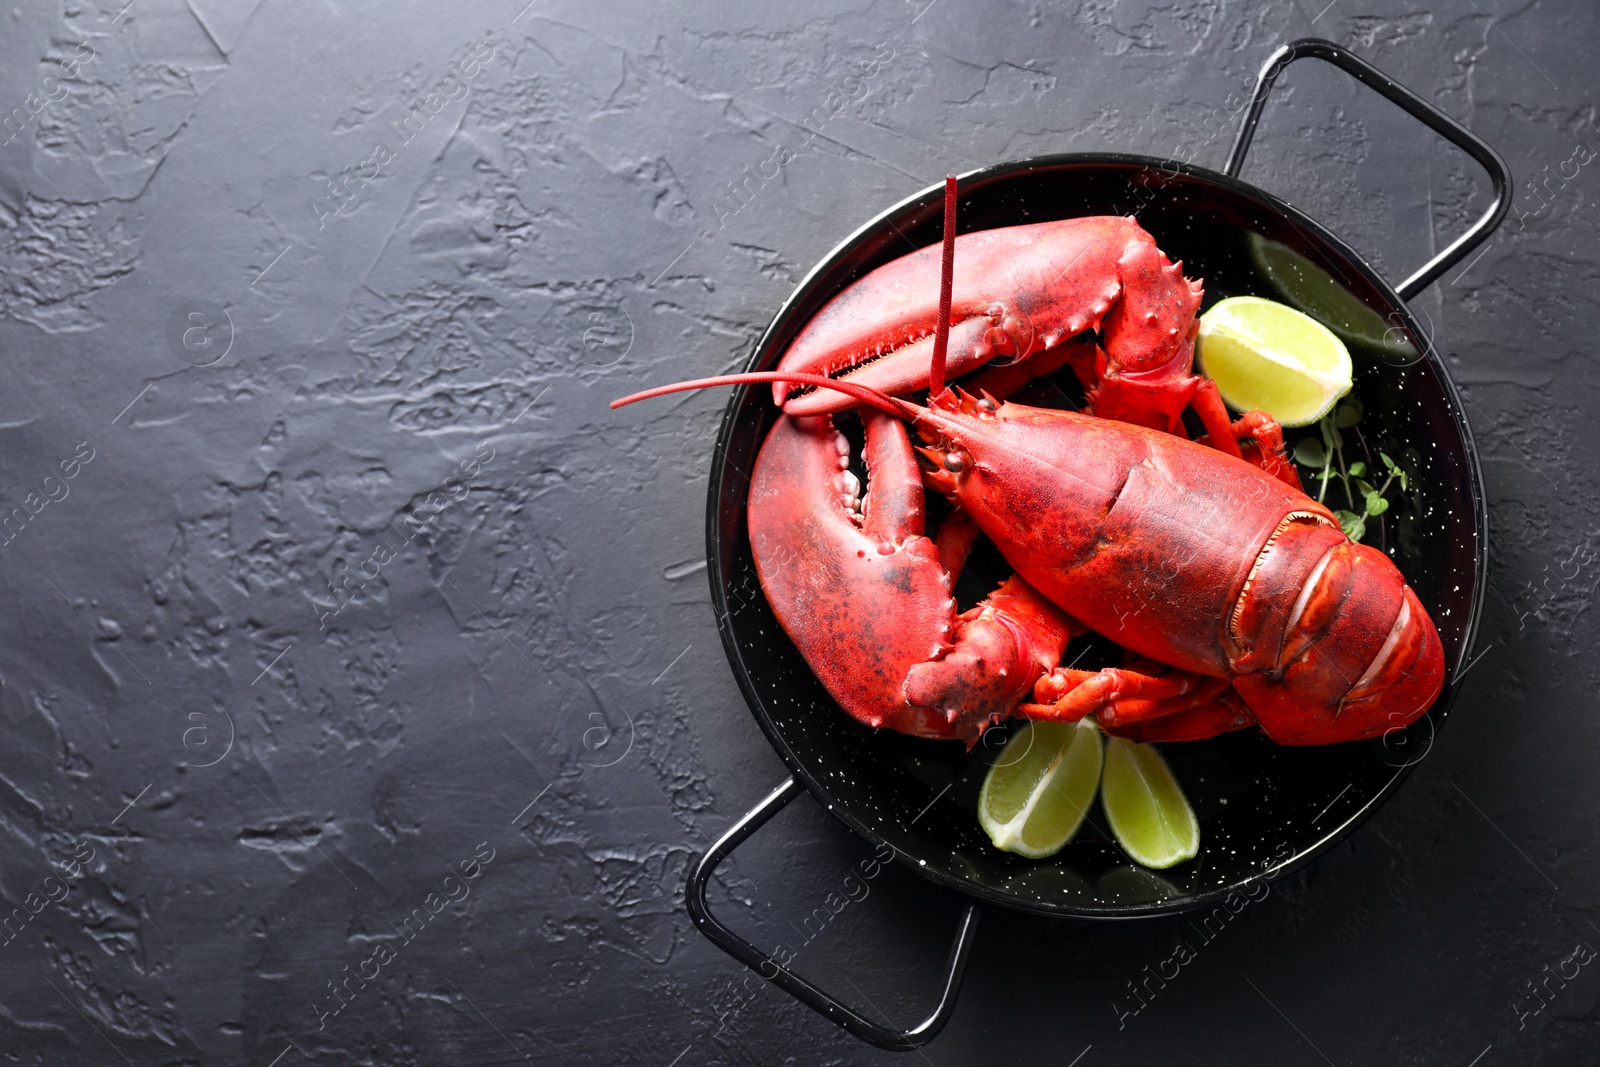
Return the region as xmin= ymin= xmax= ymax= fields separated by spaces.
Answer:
xmin=1291 ymin=398 xmax=1409 ymax=543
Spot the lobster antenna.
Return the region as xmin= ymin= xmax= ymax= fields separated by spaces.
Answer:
xmin=610 ymin=371 xmax=914 ymax=419
xmin=928 ymin=174 xmax=958 ymax=398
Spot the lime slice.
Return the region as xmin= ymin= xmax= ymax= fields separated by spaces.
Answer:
xmin=1100 ymin=737 xmax=1199 ymax=869
xmin=1247 ymin=233 xmax=1417 ymax=360
xmin=978 ymin=719 xmax=1103 ymax=859
xmin=1196 ymin=295 xmax=1353 ymax=427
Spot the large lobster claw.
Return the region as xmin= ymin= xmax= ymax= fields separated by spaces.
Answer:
xmin=777 ymin=217 xmax=1203 ymax=429
xmin=749 ymin=409 xmax=1073 ymax=745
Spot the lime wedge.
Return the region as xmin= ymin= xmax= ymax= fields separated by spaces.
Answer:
xmin=1248 ymin=233 xmax=1417 ymax=360
xmin=1196 ymin=295 xmax=1353 ymax=427
xmin=978 ymin=719 xmax=1103 ymax=859
xmin=1100 ymin=737 xmax=1199 ymax=869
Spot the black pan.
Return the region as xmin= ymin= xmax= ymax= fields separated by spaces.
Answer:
xmin=683 ymin=39 xmax=1510 ymax=1051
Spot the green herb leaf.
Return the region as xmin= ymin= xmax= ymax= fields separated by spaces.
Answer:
xmin=1294 ymin=439 xmax=1327 ymax=467
xmin=1380 ymin=452 xmax=1396 ymax=471
xmin=1355 ymin=478 xmax=1374 ymax=495
xmin=1365 ymin=492 xmax=1389 ymax=516
xmin=1348 ymin=461 xmax=1367 ymax=477
xmin=1336 ymin=509 xmax=1366 ymax=542
xmin=1335 ymin=399 xmax=1363 ymax=428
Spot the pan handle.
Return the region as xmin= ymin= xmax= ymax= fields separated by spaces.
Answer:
xmin=684 ymin=776 xmax=981 ymax=1052
xmin=1224 ymin=37 xmax=1512 ymax=301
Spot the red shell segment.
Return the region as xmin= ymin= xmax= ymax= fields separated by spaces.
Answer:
xmin=775 ymin=217 xmax=1201 ymax=425
xmin=913 ymin=398 xmax=1335 ymax=678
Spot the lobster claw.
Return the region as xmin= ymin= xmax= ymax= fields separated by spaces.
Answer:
xmin=776 ymin=217 xmax=1203 ymax=420
xmin=749 ymin=409 xmax=1072 ymax=745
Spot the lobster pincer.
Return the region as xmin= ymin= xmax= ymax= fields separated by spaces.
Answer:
xmin=747 ymin=407 xmax=1076 ymax=745
xmin=776 ymin=216 xmax=1205 ymax=434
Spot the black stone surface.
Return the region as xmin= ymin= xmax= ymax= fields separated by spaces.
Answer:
xmin=0 ymin=1 xmax=1593 ymax=1064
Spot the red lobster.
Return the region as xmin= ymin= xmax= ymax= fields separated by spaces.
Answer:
xmin=616 ymin=190 xmax=1443 ymax=748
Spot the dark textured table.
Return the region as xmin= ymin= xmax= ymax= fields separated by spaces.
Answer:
xmin=0 ymin=1 xmax=1594 ymax=1063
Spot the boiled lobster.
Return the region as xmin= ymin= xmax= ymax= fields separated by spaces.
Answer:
xmin=615 ymin=184 xmax=1443 ymax=748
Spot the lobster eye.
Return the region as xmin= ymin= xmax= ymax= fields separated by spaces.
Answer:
xmin=974 ymin=398 xmax=996 ymax=414
xmin=943 ymin=452 xmax=966 ymax=473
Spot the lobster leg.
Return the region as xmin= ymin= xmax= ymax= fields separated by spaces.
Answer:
xmin=1019 ymin=659 xmax=1254 ymax=739
xmin=1229 ymin=410 xmax=1301 ymax=489
xmin=1191 ymin=380 xmax=1301 ymax=489
xmin=1191 ymin=379 xmax=1244 ymax=458
xmin=1017 ymin=664 xmax=1203 ymax=722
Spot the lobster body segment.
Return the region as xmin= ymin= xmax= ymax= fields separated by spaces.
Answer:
xmin=917 ymin=399 xmax=1329 ymax=677
xmin=908 ymin=393 xmax=1442 ymax=744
